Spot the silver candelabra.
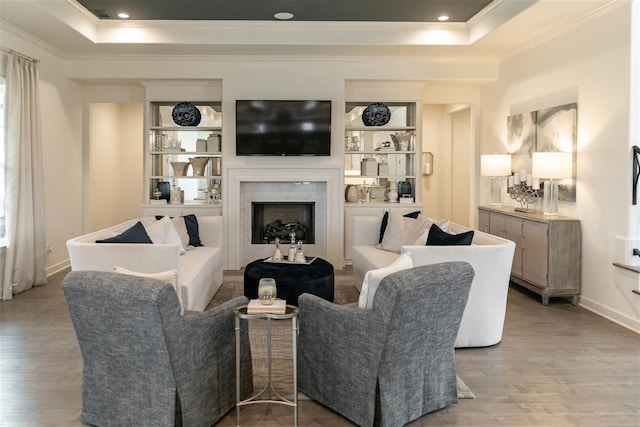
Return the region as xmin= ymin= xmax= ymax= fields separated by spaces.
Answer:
xmin=508 ymin=182 xmax=540 ymax=212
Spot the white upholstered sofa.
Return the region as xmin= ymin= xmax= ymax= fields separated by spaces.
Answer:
xmin=351 ymin=214 xmax=515 ymax=348
xmin=66 ymin=215 xmax=223 ymax=312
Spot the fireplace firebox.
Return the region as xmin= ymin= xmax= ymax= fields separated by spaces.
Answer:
xmin=251 ymin=202 xmax=315 ymax=244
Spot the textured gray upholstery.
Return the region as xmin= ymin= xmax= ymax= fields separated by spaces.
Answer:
xmin=298 ymin=261 xmax=474 ymax=427
xmin=62 ymin=270 xmax=252 ymax=427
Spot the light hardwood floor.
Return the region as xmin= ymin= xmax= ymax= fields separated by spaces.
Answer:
xmin=0 ymin=267 xmax=638 ymax=426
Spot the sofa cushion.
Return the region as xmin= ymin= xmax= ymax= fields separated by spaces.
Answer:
xmin=145 ymin=216 xmax=186 ymax=254
xmin=426 ymin=223 xmax=474 ymax=246
xmin=171 ymin=217 xmax=191 ymax=250
xmin=378 ymin=210 xmax=421 ymax=243
xmin=183 ymin=214 xmax=203 ymax=247
xmin=155 ymin=214 xmax=203 ymax=247
xmin=358 ymin=252 xmax=413 ymax=309
xmin=96 ymin=221 xmax=152 ymax=244
xmin=378 ymin=211 xmax=431 ymax=253
xmin=179 ymin=246 xmax=222 ymax=310
xmin=413 ymin=217 xmax=450 ymax=245
xmin=352 ymin=245 xmax=401 ymax=285
xmin=112 ymin=266 xmax=182 ymax=313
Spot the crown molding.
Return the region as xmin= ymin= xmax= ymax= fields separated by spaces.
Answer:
xmin=498 ymin=0 xmax=625 ymax=60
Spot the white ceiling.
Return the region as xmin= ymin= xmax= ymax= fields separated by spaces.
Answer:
xmin=0 ymin=0 xmax=620 ymax=58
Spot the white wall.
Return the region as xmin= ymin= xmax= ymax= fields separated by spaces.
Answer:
xmin=421 ymin=104 xmax=448 ymax=218
xmin=88 ymin=103 xmax=142 ymax=232
xmin=480 ymin=3 xmax=639 ymax=331
xmin=420 ymin=86 xmax=482 ymax=223
xmin=89 ymin=103 xmax=120 ymax=231
xmin=450 ymin=107 xmax=472 ymax=227
xmin=118 ymin=103 xmax=144 ymax=220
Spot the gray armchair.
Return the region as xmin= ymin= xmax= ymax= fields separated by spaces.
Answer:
xmin=297 ymin=261 xmax=474 ymax=427
xmin=62 ymin=270 xmax=252 ymax=427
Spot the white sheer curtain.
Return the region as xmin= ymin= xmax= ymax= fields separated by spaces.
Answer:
xmin=2 ymin=53 xmax=46 ymax=300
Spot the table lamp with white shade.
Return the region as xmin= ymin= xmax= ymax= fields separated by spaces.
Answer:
xmin=481 ymin=154 xmax=512 ymax=207
xmin=532 ymin=151 xmax=572 ymax=217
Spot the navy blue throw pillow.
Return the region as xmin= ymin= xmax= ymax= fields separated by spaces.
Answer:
xmin=96 ymin=221 xmax=152 ymax=244
xmin=182 ymin=214 xmax=203 ymax=247
xmin=426 ymin=223 xmax=474 ymax=246
xmin=378 ymin=210 xmax=421 ymax=244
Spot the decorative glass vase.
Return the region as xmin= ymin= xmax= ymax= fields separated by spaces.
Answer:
xmin=345 ymin=185 xmax=359 ymax=203
xmin=272 ymin=238 xmax=283 ymax=261
xmin=170 ymin=161 xmax=190 ymax=176
xmin=258 ymin=278 xmax=277 ymax=305
xmin=189 ymin=157 xmax=210 ymax=176
xmin=387 ymin=188 xmax=398 ymax=203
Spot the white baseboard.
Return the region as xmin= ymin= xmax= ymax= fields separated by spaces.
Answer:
xmin=46 ymin=259 xmax=70 ymax=277
xmin=579 ymin=296 xmax=640 ymax=334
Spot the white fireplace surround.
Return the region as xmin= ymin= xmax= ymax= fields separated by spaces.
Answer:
xmin=225 ymin=166 xmax=343 ymax=269
xmin=240 ymin=182 xmax=326 ymax=266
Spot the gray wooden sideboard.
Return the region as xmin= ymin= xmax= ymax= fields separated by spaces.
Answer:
xmin=478 ymin=206 xmax=581 ymax=305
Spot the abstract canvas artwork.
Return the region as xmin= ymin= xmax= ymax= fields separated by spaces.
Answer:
xmin=507 ymin=111 xmax=537 ymax=174
xmin=507 ymin=102 xmax=577 ymax=202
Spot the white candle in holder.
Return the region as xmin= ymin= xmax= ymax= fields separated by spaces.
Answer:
xmin=526 ymin=173 xmax=532 ymax=186
xmin=532 ymin=177 xmax=540 ymax=190
xmin=513 ymin=172 xmax=521 ymax=184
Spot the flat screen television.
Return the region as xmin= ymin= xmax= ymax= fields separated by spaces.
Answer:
xmin=236 ymin=100 xmax=331 ymax=156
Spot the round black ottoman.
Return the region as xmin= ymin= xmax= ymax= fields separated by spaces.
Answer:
xmin=244 ymin=258 xmax=334 ymax=306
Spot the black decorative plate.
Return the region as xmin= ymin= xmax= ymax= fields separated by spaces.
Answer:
xmin=362 ymin=102 xmax=391 ymax=126
xmin=172 ymin=102 xmax=201 ymax=126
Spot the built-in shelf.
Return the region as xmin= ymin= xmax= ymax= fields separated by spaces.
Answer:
xmin=145 ymin=101 xmax=223 ymax=210
xmin=344 ymin=101 xmax=419 ymax=202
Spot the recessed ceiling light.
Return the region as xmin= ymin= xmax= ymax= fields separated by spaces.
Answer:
xmin=117 ymin=12 xmax=130 ymax=19
xmin=274 ymin=12 xmax=294 ymax=20
xmin=438 ymin=15 xmax=449 ymax=21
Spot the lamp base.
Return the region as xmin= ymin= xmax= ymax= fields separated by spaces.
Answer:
xmin=542 ymin=179 xmax=560 ymax=216
xmin=490 ymin=177 xmax=503 ymax=207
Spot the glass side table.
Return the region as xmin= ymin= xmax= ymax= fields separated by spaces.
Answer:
xmin=234 ymin=304 xmax=300 ymax=426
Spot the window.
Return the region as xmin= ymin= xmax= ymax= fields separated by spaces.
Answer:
xmin=0 ymin=78 xmax=5 ymax=239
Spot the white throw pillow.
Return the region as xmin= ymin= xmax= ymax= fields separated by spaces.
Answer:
xmin=377 ymin=211 xmax=430 ymax=253
xmin=171 ymin=217 xmax=192 ymax=250
xmin=113 ymin=266 xmax=183 ymax=314
xmin=144 ymin=216 xmax=186 ymax=254
xmin=358 ymin=252 xmax=413 ymax=310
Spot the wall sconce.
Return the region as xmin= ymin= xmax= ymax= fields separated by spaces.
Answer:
xmin=532 ymin=151 xmax=572 ymax=217
xmin=481 ymin=154 xmax=511 ymax=207
xmin=421 ymin=152 xmax=433 ymax=176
